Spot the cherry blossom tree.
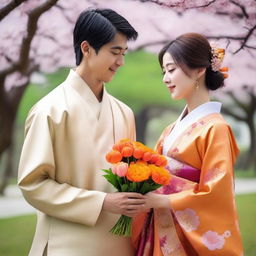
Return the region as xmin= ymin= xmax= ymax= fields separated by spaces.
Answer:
xmin=0 ymin=0 xmax=84 ymax=193
xmin=133 ymin=0 xmax=256 ymax=169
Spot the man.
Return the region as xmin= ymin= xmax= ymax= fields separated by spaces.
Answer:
xmin=18 ymin=8 xmax=145 ymax=256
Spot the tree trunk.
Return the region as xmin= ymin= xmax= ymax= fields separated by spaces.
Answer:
xmin=221 ymin=99 xmax=256 ymax=172
xmin=0 ymin=80 xmax=27 ymax=152
xmin=0 ymin=83 xmax=28 ymax=194
xmin=135 ymin=107 xmax=151 ymax=143
xmin=0 ymin=140 xmax=14 ymax=195
xmin=135 ymin=105 xmax=180 ymax=143
xmin=247 ymin=117 xmax=256 ymax=171
xmin=0 ymin=90 xmax=15 ymax=156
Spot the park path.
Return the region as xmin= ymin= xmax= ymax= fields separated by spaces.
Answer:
xmin=1 ymin=179 xmax=256 ymax=218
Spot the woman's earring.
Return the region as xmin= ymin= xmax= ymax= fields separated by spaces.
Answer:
xmin=195 ymin=80 xmax=199 ymax=90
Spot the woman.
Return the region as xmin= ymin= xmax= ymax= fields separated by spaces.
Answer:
xmin=132 ymin=33 xmax=244 ymax=256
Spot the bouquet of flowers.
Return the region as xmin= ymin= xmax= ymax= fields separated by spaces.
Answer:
xmin=103 ymin=138 xmax=171 ymax=236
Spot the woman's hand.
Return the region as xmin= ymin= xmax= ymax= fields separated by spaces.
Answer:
xmin=144 ymin=192 xmax=171 ymax=209
xmin=103 ymin=192 xmax=146 ymax=217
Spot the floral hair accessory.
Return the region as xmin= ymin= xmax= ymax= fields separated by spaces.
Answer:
xmin=210 ymin=44 xmax=229 ymax=79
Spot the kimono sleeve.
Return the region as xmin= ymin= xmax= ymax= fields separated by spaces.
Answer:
xmin=18 ymin=110 xmax=106 ymax=227
xmin=168 ymin=123 xmax=243 ymax=255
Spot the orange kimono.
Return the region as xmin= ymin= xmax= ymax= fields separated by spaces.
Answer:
xmin=132 ymin=102 xmax=244 ymax=256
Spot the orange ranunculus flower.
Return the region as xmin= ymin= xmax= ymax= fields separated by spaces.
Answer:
xmin=121 ymin=146 xmax=133 ymax=157
xmin=119 ymin=138 xmax=132 ymax=143
xmin=149 ymin=165 xmax=171 ymax=185
xmin=133 ymin=141 xmax=152 ymax=152
xmin=126 ymin=162 xmax=151 ymax=182
xmin=149 ymin=153 xmax=160 ymax=164
xmin=142 ymin=152 xmax=153 ymax=162
xmin=112 ymin=143 xmax=122 ymax=152
xmin=106 ymin=150 xmax=122 ymax=164
xmin=155 ymin=156 xmax=168 ymax=167
xmin=133 ymin=147 xmax=144 ymax=159
xmin=112 ymin=139 xmax=133 ymax=152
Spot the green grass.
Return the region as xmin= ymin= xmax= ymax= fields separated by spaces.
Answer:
xmin=0 ymin=194 xmax=255 ymax=255
xmin=235 ymin=169 xmax=256 ymax=178
xmin=0 ymin=215 xmax=36 ymax=256
xmin=236 ymin=193 xmax=256 ymax=255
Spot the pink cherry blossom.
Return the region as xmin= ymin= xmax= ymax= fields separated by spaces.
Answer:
xmin=201 ymin=230 xmax=231 ymax=251
xmin=175 ymin=208 xmax=200 ymax=232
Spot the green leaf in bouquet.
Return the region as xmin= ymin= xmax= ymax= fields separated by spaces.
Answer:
xmin=131 ymin=182 xmax=137 ymax=192
xmin=148 ymin=183 xmax=162 ymax=192
xmin=102 ymin=169 xmax=120 ymax=190
xmin=121 ymin=183 xmax=129 ymax=192
xmin=102 ymin=169 xmax=113 ymax=175
xmin=116 ymin=176 xmax=124 ymax=186
xmin=140 ymin=181 xmax=152 ymax=195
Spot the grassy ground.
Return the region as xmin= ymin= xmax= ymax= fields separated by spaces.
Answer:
xmin=236 ymin=193 xmax=256 ymax=255
xmin=0 ymin=194 xmax=255 ymax=255
xmin=0 ymin=215 xmax=36 ymax=256
xmin=235 ymin=169 xmax=256 ymax=178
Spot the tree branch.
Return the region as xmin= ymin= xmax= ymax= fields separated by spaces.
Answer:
xmin=55 ymin=4 xmax=74 ymax=24
xmin=229 ymin=0 xmax=249 ymax=19
xmin=234 ymin=25 xmax=256 ymax=53
xmin=0 ymin=0 xmax=59 ymax=78
xmin=0 ymin=0 xmax=27 ymax=21
xmin=138 ymin=0 xmax=217 ymax=9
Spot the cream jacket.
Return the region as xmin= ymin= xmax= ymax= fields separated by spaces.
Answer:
xmin=18 ymin=70 xmax=136 ymax=256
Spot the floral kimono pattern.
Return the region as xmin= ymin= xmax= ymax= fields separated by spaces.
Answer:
xmin=132 ymin=102 xmax=244 ymax=256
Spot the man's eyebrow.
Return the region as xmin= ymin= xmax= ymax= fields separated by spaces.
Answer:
xmin=110 ymin=46 xmax=128 ymax=51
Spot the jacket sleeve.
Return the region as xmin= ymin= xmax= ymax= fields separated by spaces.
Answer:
xmin=18 ymin=109 xmax=106 ymax=227
xmin=129 ymin=109 xmax=136 ymax=141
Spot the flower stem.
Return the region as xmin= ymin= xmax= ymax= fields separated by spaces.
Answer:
xmin=109 ymin=215 xmax=132 ymax=237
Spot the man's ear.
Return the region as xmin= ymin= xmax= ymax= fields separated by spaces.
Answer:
xmin=80 ymin=41 xmax=90 ymax=57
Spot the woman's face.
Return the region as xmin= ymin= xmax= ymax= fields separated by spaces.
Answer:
xmin=162 ymin=52 xmax=197 ymax=100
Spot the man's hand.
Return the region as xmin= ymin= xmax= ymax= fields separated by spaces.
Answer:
xmin=103 ymin=192 xmax=146 ymax=217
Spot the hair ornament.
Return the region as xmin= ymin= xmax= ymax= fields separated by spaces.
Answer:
xmin=210 ymin=43 xmax=229 ymax=79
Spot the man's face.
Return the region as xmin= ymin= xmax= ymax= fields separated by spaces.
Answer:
xmin=87 ymin=32 xmax=128 ymax=83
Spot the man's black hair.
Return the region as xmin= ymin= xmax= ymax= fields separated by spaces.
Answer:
xmin=73 ymin=8 xmax=138 ymax=65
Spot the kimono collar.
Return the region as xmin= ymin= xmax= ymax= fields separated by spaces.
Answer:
xmin=163 ymin=101 xmax=222 ymax=155
xmin=66 ymin=69 xmax=106 ymax=106
xmin=177 ymin=101 xmax=221 ymax=124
